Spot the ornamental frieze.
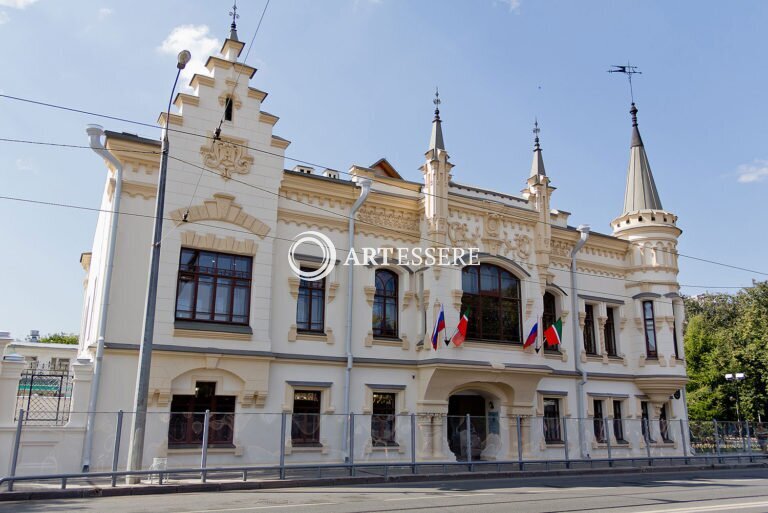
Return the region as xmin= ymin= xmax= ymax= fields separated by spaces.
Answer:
xmin=357 ymin=206 xmax=420 ymax=234
xmin=200 ymin=135 xmax=254 ymax=180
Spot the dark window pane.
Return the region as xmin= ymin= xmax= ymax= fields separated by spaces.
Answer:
xmin=371 ymin=392 xmax=396 ymax=446
xmin=373 ymin=270 xmax=398 ymax=337
xmin=462 ymin=267 xmax=478 ymax=294
xmin=584 ymin=304 xmax=597 ymax=355
xmin=175 ymin=248 xmax=252 ymax=325
xmin=292 ymin=390 xmax=321 ymax=446
xmin=480 ymin=265 xmax=499 ymax=293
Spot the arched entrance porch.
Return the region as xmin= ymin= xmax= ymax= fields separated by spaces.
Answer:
xmin=416 ymin=366 xmax=550 ymax=461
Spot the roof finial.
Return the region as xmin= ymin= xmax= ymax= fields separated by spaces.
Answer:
xmin=533 ymin=118 xmax=541 ymax=151
xmin=630 ymin=102 xmax=638 ymax=127
xmin=433 ymin=87 xmax=441 ymax=120
xmin=229 ymin=1 xmax=240 ymax=41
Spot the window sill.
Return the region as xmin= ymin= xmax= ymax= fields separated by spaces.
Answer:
xmin=173 ymin=320 xmax=253 ymax=341
xmin=168 ymin=445 xmax=239 ymax=455
xmin=463 ymin=339 xmax=523 ymax=350
xmin=296 ymin=331 xmax=329 ymax=343
xmin=544 ymin=441 xmax=564 ymax=447
xmin=290 ymin=444 xmax=324 ymax=453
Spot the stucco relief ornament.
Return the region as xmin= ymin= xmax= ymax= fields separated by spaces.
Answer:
xmin=200 ymin=137 xmax=254 ymax=180
xmin=501 ymin=232 xmax=532 ymax=261
xmin=448 ymin=222 xmax=480 ymax=248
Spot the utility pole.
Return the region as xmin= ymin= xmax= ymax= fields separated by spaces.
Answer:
xmin=125 ymin=49 xmax=190 ymax=483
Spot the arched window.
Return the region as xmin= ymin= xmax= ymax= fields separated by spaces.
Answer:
xmin=373 ymin=270 xmax=398 ymax=338
xmin=542 ymin=291 xmax=558 ymax=351
xmin=460 ymin=263 xmax=522 ymax=343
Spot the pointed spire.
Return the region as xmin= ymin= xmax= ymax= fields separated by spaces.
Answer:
xmin=530 ymin=118 xmax=546 ymax=177
xmin=429 ymin=87 xmax=445 ymax=152
xmin=229 ymin=1 xmax=240 ymax=41
xmin=622 ymin=102 xmax=663 ymax=214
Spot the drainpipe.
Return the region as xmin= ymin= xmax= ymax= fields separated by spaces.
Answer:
xmin=570 ymin=224 xmax=590 ymax=459
xmin=81 ymin=124 xmax=123 ymax=472
xmin=342 ymin=177 xmax=372 ymax=460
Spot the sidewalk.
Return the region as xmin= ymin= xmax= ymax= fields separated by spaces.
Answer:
xmin=2 ymin=461 xmax=767 ymax=502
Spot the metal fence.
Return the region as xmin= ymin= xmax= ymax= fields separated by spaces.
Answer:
xmin=14 ymin=364 xmax=73 ymax=426
xmin=2 ymin=412 xmax=766 ymax=492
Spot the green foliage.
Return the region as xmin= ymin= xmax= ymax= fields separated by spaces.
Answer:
xmin=38 ymin=332 xmax=79 ymax=345
xmin=684 ymin=281 xmax=768 ymax=421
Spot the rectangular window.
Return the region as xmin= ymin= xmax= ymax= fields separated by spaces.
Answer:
xmin=371 ymin=392 xmax=397 ymax=446
xmin=296 ymin=268 xmax=325 ymax=333
xmin=168 ymin=381 xmax=235 ymax=447
xmin=641 ymin=400 xmax=654 ymax=442
xmin=613 ymin=400 xmax=625 ymax=442
xmin=175 ymin=248 xmax=252 ymax=325
xmin=660 ymin=404 xmax=671 ymax=442
xmin=543 ymin=398 xmax=562 ymax=443
xmin=604 ymin=308 xmax=617 ymax=356
xmin=51 ymin=358 xmax=70 ymax=372
xmin=672 ymin=304 xmax=680 ymax=360
xmin=584 ymin=304 xmax=597 ymax=355
xmin=593 ymin=399 xmax=605 ymax=442
xmin=291 ymin=390 xmax=321 ymax=446
xmin=643 ymin=301 xmax=658 ymax=357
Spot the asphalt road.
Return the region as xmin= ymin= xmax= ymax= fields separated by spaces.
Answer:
xmin=3 ymin=468 xmax=768 ymax=513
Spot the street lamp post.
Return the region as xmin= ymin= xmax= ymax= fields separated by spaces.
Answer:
xmin=126 ymin=50 xmax=191 ymax=482
xmin=725 ymin=372 xmax=746 ymax=424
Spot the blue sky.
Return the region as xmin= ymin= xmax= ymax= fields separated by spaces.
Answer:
xmin=1 ymin=0 xmax=766 ymax=339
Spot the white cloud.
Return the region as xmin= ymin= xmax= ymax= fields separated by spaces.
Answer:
xmin=0 ymin=11 xmax=8 ymax=24
xmin=0 ymin=0 xmax=38 ymax=8
xmin=15 ymin=158 xmax=34 ymax=172
xmin=495 ymin=0 xmax=521 ymax=12
xmin=97 ymin=7 xmax=112 ymax=20
xmin=737 ymin=159 xmax=768 ymax=184
xmin=158 ymin=25 xmax=220 ymax=90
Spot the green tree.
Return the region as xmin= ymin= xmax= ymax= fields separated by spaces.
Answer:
xmin=684 ymin=281 xmax=768 ymax=422
xmin=38 ymin=332 xmax=79 ymax=345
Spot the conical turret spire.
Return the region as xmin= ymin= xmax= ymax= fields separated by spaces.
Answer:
xmin=622 ymin=103 xmax=662 ymax=214
xmin=429 ymin=88 xmax=445 ymax=152
xmin=529 ymin=119 xmax=546 ymax=177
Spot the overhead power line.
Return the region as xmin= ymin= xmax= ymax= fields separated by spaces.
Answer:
xmin=0 ymin=193 xmax=752 ymax=304
xmin=2 ymin=95 xmax=767 ymax=278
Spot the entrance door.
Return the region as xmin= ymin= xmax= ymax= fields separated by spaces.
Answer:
xmin=448 ymin=395 xmax=486 ymax=460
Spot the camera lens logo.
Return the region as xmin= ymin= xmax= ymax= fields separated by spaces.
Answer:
xmin=287 ymin=231 xmax=337 ymax=281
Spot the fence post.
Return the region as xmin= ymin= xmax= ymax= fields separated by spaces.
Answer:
xmin=7 ymin=409 xmax=24 ymax=492
xmin=679 ymin=419 xmax=688 ymax=464
xmin=605 ymin=416 xmax=612 ymax=467
xmin=410 ymin=413 xmax=416 ymax=474
xmin=516 ymin=416 xmax=523 ymax=471
xmin=713 ymin=419 xmax=721 ymax=463
xmin=746 ymin=420 xmax=753 ymax=461
xmin=643 ymin=418 xmax=652 ymax=464
xmin=279 ymin=412 xmax=287 ymax=479
xmin=465 ymin=413 xmax=472 ymax=471
xmin=349 ymin=413 xmax=355 ymax=476
xmin=111 ymin=410 xmax=124 ymax=487
xmin=200 ymin=410 xmax=210 ymax=483
xmin=562 ymin=417 xmax=570 ymax=469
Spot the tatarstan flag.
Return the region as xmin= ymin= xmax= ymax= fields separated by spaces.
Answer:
xmin=544 ymin=318 xmax=562 ymax=347
xmin=450 ymin=308 xmax=471 ymax=347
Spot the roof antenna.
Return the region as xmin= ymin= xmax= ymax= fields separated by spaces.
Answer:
xmin=608 ymin=62 xmax=642 ymax=104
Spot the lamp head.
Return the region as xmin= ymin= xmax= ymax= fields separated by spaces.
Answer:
xmin=177 ymin=50 xmax=192 ymax=70
xmin=736 ymin=372 xmax=746 ymax=380
xmin=725 ymin=373 xmax=734 ymax=381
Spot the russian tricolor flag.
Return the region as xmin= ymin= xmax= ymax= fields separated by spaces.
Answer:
xmin=431 ymin=305 xmax=445 ymax=350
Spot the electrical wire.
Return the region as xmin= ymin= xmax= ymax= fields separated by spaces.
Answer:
xmin=1 ymin=95 xmax=766 ymax=278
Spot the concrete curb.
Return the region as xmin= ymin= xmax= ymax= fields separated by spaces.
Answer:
xmin=1 ymin=462 xmax=767 ymax=502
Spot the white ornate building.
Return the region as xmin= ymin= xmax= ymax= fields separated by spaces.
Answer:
xmin=0 ymin=26 xmax=689 ymax=475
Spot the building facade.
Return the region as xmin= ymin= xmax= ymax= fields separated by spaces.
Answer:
xmin=54 ymin=31 xmax=689 ymax=472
